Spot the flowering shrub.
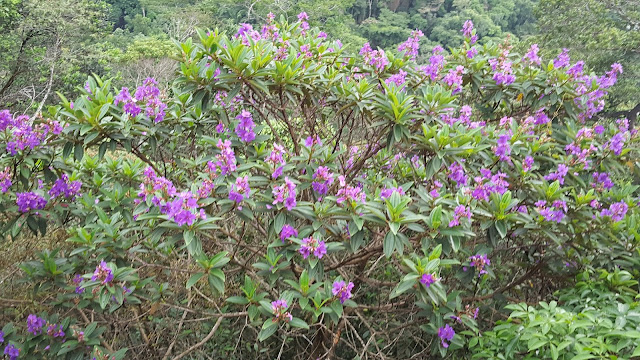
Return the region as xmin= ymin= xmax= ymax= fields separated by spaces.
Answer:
xmin=0 ymin=14 xmax=639 ymax=359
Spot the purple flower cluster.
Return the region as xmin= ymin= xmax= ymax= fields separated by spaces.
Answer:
xmin=535 ymin=200 xmax=567 ymax=223
xmin=229 ymin=176 xmax=251 ymax=203
xmin=280 ymin=224 xmax=298 ymax=243
xmin=49 ymin=174 xmax=82 ymax=199
xmin=554 ymin=48 xmax=570 ymax=68
xmin=606 ymin=132 xmax=626 ymax=156
xmin=438 ymin=324 xmax=455 ymax=348
xmin=544 ymin=164 xmax=569 ymax=185
xmin=91 ymin=260 xmax=114 ymax=285
xmin=235 ymin=110 xmax=256 ymax=143
xmin=380 ymin=186 xmax=405 ymax=200
xmin=115 ymin=78 xmax=166 ymax=122
xmin=461 ymin=20 xmax=477 ymax=44
xmin=271 ymin=299 xmax=293 ymax=322
xmin=2 ymin=111 xmax=63 ymax=155
xmin=208 ymin=139 xmax=238 ymax=177
xmin=304 ymin=135 xmax=323 ymax=149
xmin=385 ymin=70 xmax=407 ymax=87
xmin=136 ymin=167 xmax=177 ymax=206
xmin=272 ymin=177 xmax=297 ymax=210
xmin=27 ymin=314 xmax=46 ymax=335
xmin=448 ymin=161 xmax=468 ymax=187
xmin=443 ymin=65 xmax=465 ymax=94
xmin=422 ymin=46 xmax=446 ymax=81
xmin=397 ymin=29 xmax=423 ymax=60
xmin=592 ymin=172 xmax=614 ymax=191
xmin=332 ymin=280 xmax=354 ymax=304
xmin=298 ymin=12 xmax=310 ymax=34
xmin=73 ymin=274 xmax=85 ymax=294
xmin=299 ymin=236 xmax=327 ymax=259
xmin=492 ymin=60 xmax=515 ymax=86
xmin=420 ymin=273 xmax=436 ymax=287
xmin=493 ymin=133 xmax=512 ymax=163
xmin=0 ymin=167 xmax=12 ymax=193
xmin=522 ymin=44 xmax=541 ymax=66
xmin=46 ymin=324 xmax=65 ymax=338
xmin=312 ymin=166 xmax=335 ymax=196
xmin=359 ymin=42 xmax=388 ymax=72
xmin=429 ymin=180 xmax=443 ymax=198
xmin=336 ymin=175 xmax=366 ymax=205
xmin=266 ymin=144 xmax=287 ymax=179
xmin=449 ymin=205 xmax=472 ymax=227
xmin=471 ymin=169 xmax=509 ymax=201
xmin=3 ymin=344 xmax=19 ymax=360
xmin=16 ymin=192 xmax=47 ymax=213
xmin=522 ymin=156 xmax=534 ymax=172
xmin=600 ymin=201 xmax=628 ymax=222
xmin=468 ymin=254 xmax=491 ymax=276
xmin=165 ymin=191 xmax=206 ymax=226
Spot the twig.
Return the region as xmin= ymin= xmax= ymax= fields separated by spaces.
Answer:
xmin=171 ymin=317 xmax=223 ymax=360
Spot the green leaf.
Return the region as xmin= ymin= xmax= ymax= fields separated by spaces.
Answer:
xmin=74 ymin=143 xmax=84 ymax=161
xmin=258 ymin=320 xmax=278 ymax=341
xmin=383 ymin=232 xmax=396 ymax=258
xmin=288 ymin=318 xmax=309 ymax=329
xmin=186 ymin=273 xmax=205 ymax=289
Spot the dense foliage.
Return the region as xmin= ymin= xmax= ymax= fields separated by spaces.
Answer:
xmin=1 ymin=8 xmax=640 ymax=360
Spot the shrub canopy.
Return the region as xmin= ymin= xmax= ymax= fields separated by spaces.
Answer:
xmin=0 ymin=14 xmax=639 ymax=359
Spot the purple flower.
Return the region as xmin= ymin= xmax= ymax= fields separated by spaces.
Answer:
xmin=380 ymin=186 xmax=405 ymax=200
xmin=91 ymin=260 xmax=113 ymax=285
xmin=0 ymin=109 xmax=13 ymax=131
xmin=299 ymin=237 xmax=327 ymax=259
xmin=522 ymin=44 xmax=541 ymax=66
xmin=544 ymin=164 xmax=569 ymax=185
xmin=73 ymin=274 xmax=85 ymax=294
xmin=397 ymin=29 xmax=423 ymax=60
xmin=443 ymin=65 xmax=464 ymax=93
xmin=606 ymin=133 xmax=625 ymax=155
xmin=468 ymin=254 xmax=491 ymax=276
xmin=600 ymin=201 xmax=628 ymax=222
xmin=448 ymin=161 xmax=468 ymax=187
xmin=493 ymin=133 xmax=512 ymax=163
xmin=272 ymin=177 xmax=297 ymax=210
xmin=27 ymin=314 xmax=46 ymax=335
xmin=523 ymin=156 xmax=534 ymax=172
xmin=535 ymin=200 xmax=567 ymax=223
xmin=553 ymin=48 xmax=570 ymax=68
xmin=462 ymin=20 xmax=476 ymax=44
xmin=332 ymin=280 xmax=354 ymax=304
xmin=438 ymin=324 xmax=455 ymax=348
xmin=0 ymin=167 xmax=12 ymax=193
xmin=312 ymin=166 xmax=335 ymax=196
xmin=46 ymin=324 xmax=65 ymax=338
xmin=467 ymin=47 xmax=478 ymax=59
xmin=591 ymin=172 xmax=614 ymax=191
xmin=280 ymin=224 xmax=298 ymax=242
xmin=0 ymin=330 xmax=3 ymax=343
xmin=164 ymin=191 xmax=205 ymax=226
xmin=385 ymin=70 xmax=408 ymax=87
xmin=16 ymin=192 xmax=47 ymax=213
xmin=429 ymin=180 xmax=443 ymax=198
xmin=304 ymin=135 xmax=322 ymax=148
xmin=420 ymin=273 xmax=436 ymax=287
xmin=594 ymin=125 xmax=605 ymax=134
xmin=317 ymin=31 xmax=327 ymax=39
xmin=235 ymin=110 xmax=256 ymax=143
xmin=3 ymin=344 xmax=19 ymax=360
xmin=271 ymin=299 xmax=293 ymax=322
xmin=214 ymin=139 xmax=237 ymax=176
xmin=336 ymin=175 xmax=366 ymax=205
xmin=49 ymin=174 xmax=82 ymax=200
xmin=449 ymin=205 xmax=472 ymax=227
xmin=229 ymin=176 xmax=251 ymax=203
xmin=359 ymin=42 xmax=388 ymax=71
